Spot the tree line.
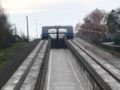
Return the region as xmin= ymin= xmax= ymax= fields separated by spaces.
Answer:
xmin=0 ymin=7 xmax=13 ymax=48
xmin=0 ymin=6 xmax=29 ymax=48
xmin=75 ymin=8 xmax=120 ymax=45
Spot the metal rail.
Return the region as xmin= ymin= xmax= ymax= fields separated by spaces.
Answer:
xmin=34 ymin=38 xmax=51 ymax=90
xmin=14 ymin=41 xmax=45 ymax=90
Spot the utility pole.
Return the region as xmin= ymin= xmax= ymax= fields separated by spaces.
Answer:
xmin=26 ymin=16 xmax=29 ymax=42
xmin=15 ymin=26 xmax=17 ymax=35
xmin=35 ymin=20 xmax=38 ymax=39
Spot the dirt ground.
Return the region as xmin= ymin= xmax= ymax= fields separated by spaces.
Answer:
xmin=0 ymin=40 xmax=40 ymax=88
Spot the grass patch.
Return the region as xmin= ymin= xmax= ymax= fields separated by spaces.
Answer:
xmin=0 ymin=39 xmax=40 ymax=88
xmin=0 ymin=43 xmax=20 ymax=68
xmin=0 ymin=39 xmax=40 ymax=69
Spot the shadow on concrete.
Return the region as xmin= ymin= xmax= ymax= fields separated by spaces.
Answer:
xmin=51 ymin=39 xmax=67 ymax=49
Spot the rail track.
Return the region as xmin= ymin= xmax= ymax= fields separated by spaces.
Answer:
xmin=1 ymin=40 xmax=51 ymax=90
xmin=73 ymin=39 xmax=120 ymax=82
xmin=1 ymin=38 xmax=120 ymax=90
xmin=65 ymin=39 xmax=120 ymax=90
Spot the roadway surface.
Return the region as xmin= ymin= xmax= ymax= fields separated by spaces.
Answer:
xmin=46 ymin=49 xmax=84 ymax=90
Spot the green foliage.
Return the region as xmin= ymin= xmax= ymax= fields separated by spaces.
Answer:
xmin=0 ymin=7 xmax=12 ymax=47
xmin=106 ymin=8 xmax=120 ymax=33
xmin=0 ymin=42 xmax=20 ymax=68
xmin=114 ymin=34 xmax=120 ymax=45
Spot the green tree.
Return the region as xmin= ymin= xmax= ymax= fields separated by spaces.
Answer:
xmin=114 ymin=34 xmax=120 ymax=45
xmin=0 ymin=7 xmax=12 ymax=47
xmin=106 ymin=8 xmax=120 ymax=33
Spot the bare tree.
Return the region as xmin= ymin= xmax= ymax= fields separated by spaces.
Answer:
xmin=76 ymin=9 xmax=108 ymax=41
xmin=84 ymin=9 xmax=106 ymax=31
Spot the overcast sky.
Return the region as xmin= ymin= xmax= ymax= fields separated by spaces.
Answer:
xmin=1 ymin=0 xmax=120 ymax=39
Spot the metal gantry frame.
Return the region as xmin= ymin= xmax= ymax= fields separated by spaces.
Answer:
xmin=42 ymin=26 xmax=74 ymax=39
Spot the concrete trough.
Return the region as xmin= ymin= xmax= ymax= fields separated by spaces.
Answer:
xmin=65 ymin=39 xmax=120 ymax=90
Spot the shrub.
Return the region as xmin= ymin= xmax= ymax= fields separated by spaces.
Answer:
xmin=114 ymin=34 xmax=120 ymax=45
xmin=20 ymin=32 xmax=28 ymax=42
